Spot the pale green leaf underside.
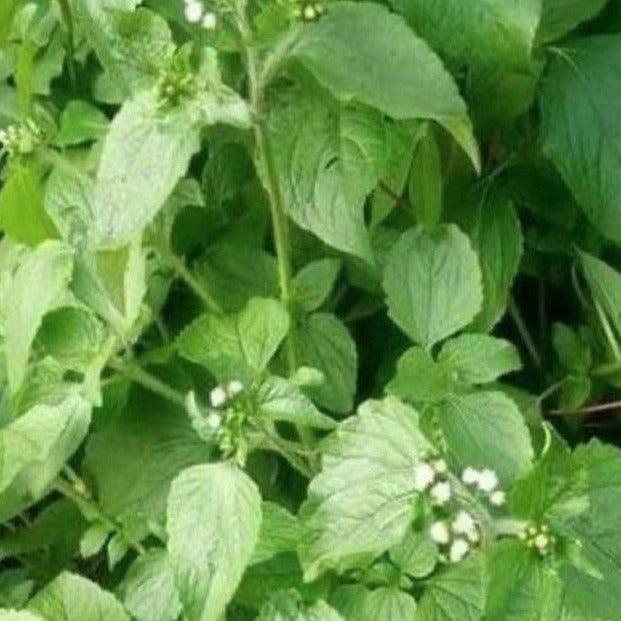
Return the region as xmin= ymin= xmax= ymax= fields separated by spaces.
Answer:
xmin=299 ymin=397 xmax=431 ymax=580
xmin=166 ymin=462 xmax=262 ymax=621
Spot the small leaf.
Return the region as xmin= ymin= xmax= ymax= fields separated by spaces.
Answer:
xmin=383 ymin=225 xmax=483 ymax=349
xmin=438 ymin=334 xmax=521 ymax=385
xmin=177 ymin=297 xmax=290 ymax=383
xmin=167 ymin=462 xmax=262 ymax=621
xmin=433 ymin=391 xmax=533 ymax=484
xmin=256 ymin=376 xmax=336 ymax=430
xmin=415 ymin=554 xmax=485 ymax=621
xmin=55 ymin=100 xmax=110 ymax=146
xmin=251 ymin=502 xmax=303 ymax=565
xmin=295 ymin=313 xmax=357 ymax=414
xmin=0 ymin=162 xmax=58 ymax=246
xmin=292 ymin=259 xmax=342 ymax=312
xmin=387 ymin=347 xmax=455 ymax=404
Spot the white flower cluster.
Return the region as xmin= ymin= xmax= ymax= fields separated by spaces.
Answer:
xmin=461 ymin=467 xmax=506 ymax=507
xmin=413 ymin=458 xmax=451 ymax=505
xmin=293 ymin=1 xmax=326 ymax=21
xmin=429 ymin=509 xmax=480 ymax=563
xmin=519 ymin=523 xmax=556 ymax=557
xmin=183 ymin=0 xmax=217 ymax=29
xmin=208 ymin=379 xmax=243 ymax=420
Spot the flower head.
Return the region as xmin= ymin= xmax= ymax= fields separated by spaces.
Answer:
xmin=429 ymin=521 xmax=450 ymax=545
xmin=209 ymin=386 xmax=227 ymax=408
xmin=448 ymin=538 xmax=469 ymax=563
xmin=477 ymin=469 xmax=499 ymax=493
xmin=413 ymin=462 xmax=435 ymax=492
xmin=430 ymin=481 xmax=452 ymax=506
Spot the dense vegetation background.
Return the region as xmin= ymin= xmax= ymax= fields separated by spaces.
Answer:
xmin=1 ymin=0 xmax=621 ymax=619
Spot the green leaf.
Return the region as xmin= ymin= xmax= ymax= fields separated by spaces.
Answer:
xmin=2 ymin=241 xmax=73 ymax=393
xmin=389 ymin=530 xmax=438 ymax=579
xmin=256 ymin=376 xmax=336 ymax=430
xmin=28 ymin=572 xmax=129 ymax=621
xmin=120 ymin=550 xmax=182 ymax=621
xmin=35 ymin=307 xmax=107 ymax=373
xmin=540 ymin=37 xmax=621 ymax=247
xmin=456 ymin=194 xmax=523 ymax=332
xmin=579 ymin=251 xmax=621 ymax=339
xmin=438 ymin=335 xmax=521 ymax=385
xmin=333 ymin=585 xmax=417 ymax=620
xmin=538 ymin=0 xmax=607 ymax=43
xmin=0 ymin=393 xmax=91 ymax=522
xmin=509 ymin=431 xmax=588 ymax=526
xmin=84 ymin=390 xmax=207 ymax=538
xmin=483 ymin=540 xmax=564 ymax=621
xmin=166 ymin=462 xmax=262 ymax=621
xmin=177 ymin=297 xmax=290 ymax=383
xmin=295 ymin=313 xmax=357 ymax=414
xmin=389 ymin=0 xmax=542 ymax=71
xmin=266 ymin=85 xmax=385 ymax=260
xmin=290 ymin=2 xmax=479 ymax=170
xmin=552 ymin=323 xmax=591 ymax=374
xmin=0 ymin=0 xmax=21 ymax=45
xmin=292 ymin=259 xmax=342 ymax=312
xmin=433 ymin=391 xmax=533 ymax=484
xmin=409 ymin=124 xmax=443 ymax=228
xmin=383 ymin=225 xmax=483 ymax=349
xmin=74 ymin=3 xmax=174 ymax=95
xmin=0 ymin=162 xmax=58 ymax=246
xmin=387 ymin=347 xmax=455 ymax=404
xmin=415 ymin=554 xmax=486 ymax=621
xmin=299 ymin=397 xmax=432 ymax=580
xmin=251 ymin=502 xmax=303 ymax=565
xmin=257 ymin=591 xmax=344 ymax=621
xmin=91 ymin=91 xmax=202 ymax=247
xmin=195 ymin=244 xmax=278 ymax=313
xmin=55 ymin=100 xmax=110 ymax=146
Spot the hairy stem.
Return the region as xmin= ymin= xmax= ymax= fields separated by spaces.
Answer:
xmin=509 ymin=296 xmax=542 ymax=369
xmin=163 ymin=251 xmax=223 ymax=314
xmin=108 ymin=357 xmax=187 ymax=407
xmin=55 ymin=471 xmax=146 ymax=555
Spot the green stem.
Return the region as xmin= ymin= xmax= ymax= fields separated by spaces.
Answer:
xmin=108 ymin=357 xmax=187 ymax=407
xmin=163 ymin=251 xmax=222 ymax=314
xmin=594 ymin=299 xmax=621 ymax=362
xmin=57 ymin=0 xmax=77 ymax=87
xmin=55 ymin=473 xmax=146 ymax=555
xmin=237 ymin=9 xmax=313 ymax=448
xmin=509 ymin=296 xmax=542 ymax=369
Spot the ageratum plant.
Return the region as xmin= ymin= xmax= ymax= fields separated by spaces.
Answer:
xmin=1 ymin=0 xmax=621 ymax=619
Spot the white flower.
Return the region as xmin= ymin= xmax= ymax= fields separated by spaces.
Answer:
xmin=209 ymin=386 xmax=227 ymax=408
xmin=452 ymin=510 xmax=476 ymax=536
xmin=477 ymin=469 xmax=499 ymax=493
xmin=413 ymin=462 xmax=435 ymax=492
xmin=432 ymin=458 xmax=448 ymax=474
xmin=466 ymin=528 xmax=480 ymax=544
xmin=227 ymin=379 xmax=243 ymax=397
xmin=185 ymin=0 xmax=204 ymax=23
xmin=202 ymin=11 xmax=217 ymax=29
xmin=449 ymin=538 xmax=470 ymax=563
xmin=429 ymin=521 xmax=450 ymax=545
xmin=206 ymin=412 xmax=221 ymax=430
xmin=303 ymin=4 xmax=316 ymax=19
xmin=430 ymin=481 xmax=452 ymax=505
xmin=461 ymin=467 xmax=480 ymax=486
xmin=534 ymin=533 xmax=549 ymax=551
xmin=489 ymin=490 xmax=506 ymax=506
